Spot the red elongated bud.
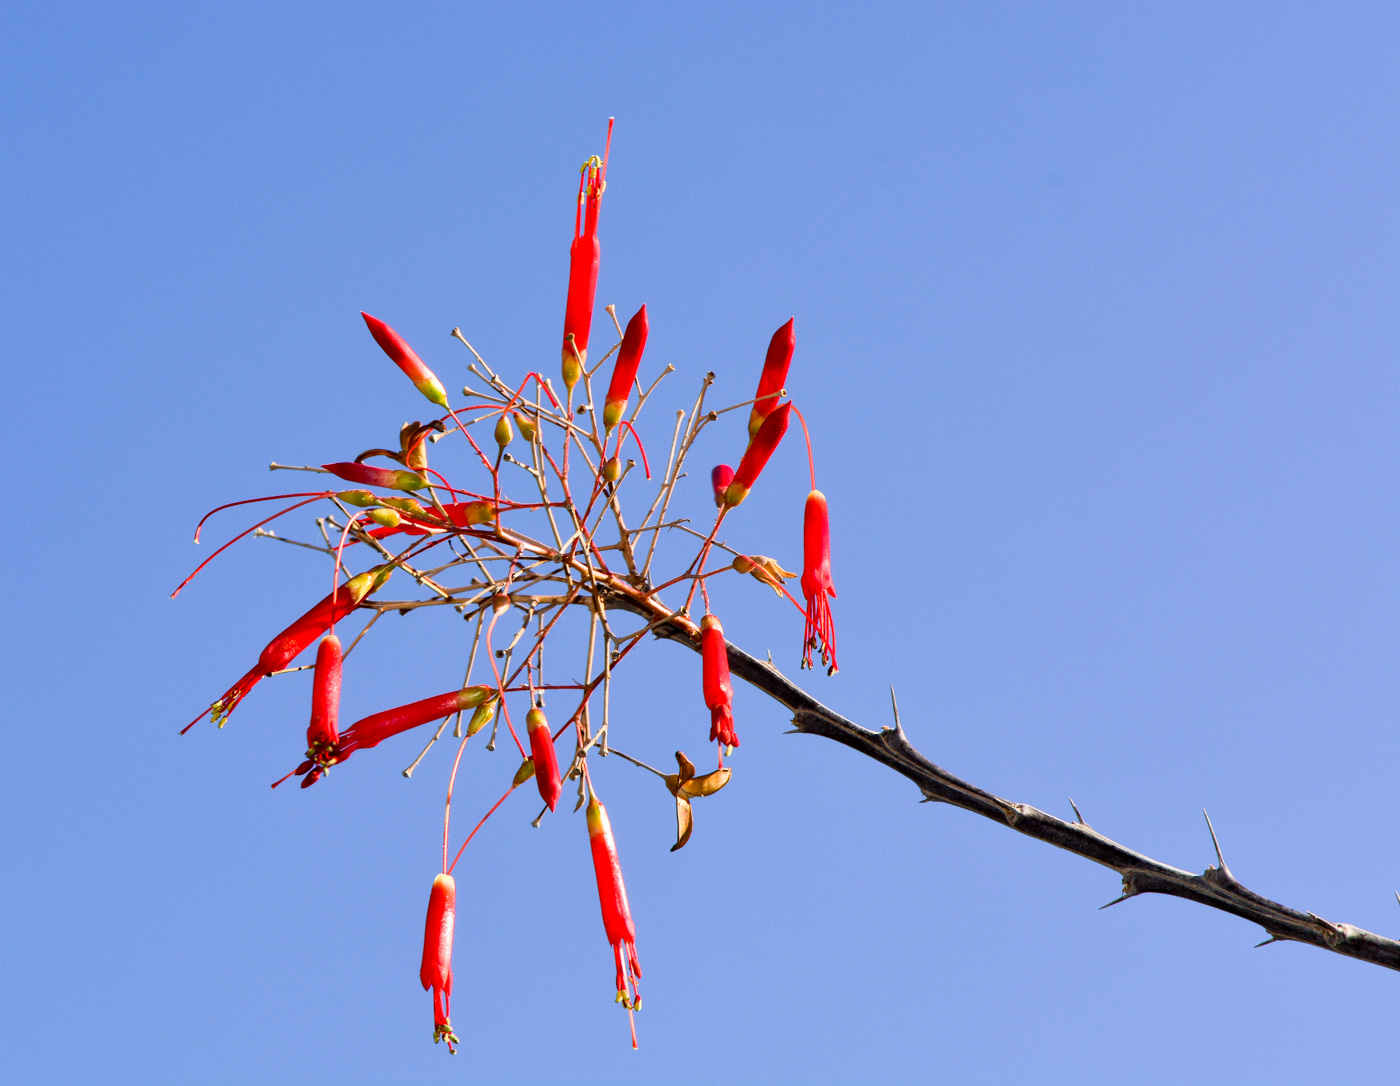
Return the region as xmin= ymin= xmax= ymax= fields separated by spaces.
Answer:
xmin=561 ymin=122 xmax=612 ymax=389
xmin=306 ymin=634 xmax=342 ymax=761
xmin=361 ymin=312 xmax=449 ymax=408
xmin=341 ymin=686 xmax=493 ymax=755
xmin=527 ymin=708 xmax=561 ymax=811
xmin=724 ymin=402 xmax=791 ymax=508
xmin=711 ymin=465 xmax=734 ymax=508
xmin=322 ymin=462 xmax=427 ymax=492
xmin=201 ymin=565 xmax=390 ymax=729
xmin=748 ymin=318 xmax=794 ymax=436
xmin=701 ymin=615 xmax=738 ymax=747
xmin=603 ymin=304 xmax=648 ymax=431
xmin=419 ymin=873 xmax=459 ymax=1053
xmin=800 ymin=490 xmax=838 ymax=674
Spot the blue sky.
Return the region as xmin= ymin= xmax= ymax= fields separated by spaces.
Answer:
xmin=4 ymin=3 xmax=1400 ymax=1083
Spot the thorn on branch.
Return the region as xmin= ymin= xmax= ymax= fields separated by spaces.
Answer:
xmin=1203 ymin=809 xmax=1234 ymax=881
xmin=1068 ymin=797 xmax=1086 ymax=825
xmin=884 ymin=686 xmax=906 ymax=738
xmin=1255 ymin=934 xmax=1285 ymax=948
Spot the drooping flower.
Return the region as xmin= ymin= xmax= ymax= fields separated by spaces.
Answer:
xmin=526 ymin=707 xmax=561 ymax=811
xmin=561 ymin=119 xmax=613 ymax=391
xmin=700 ymin=614 xmax=737 ymax=748
xmin=710 ymin=464 xmax=734 ymax=508
xmin=189 ymin=564 xmax=392 ymax=731
xmin=603 ymin=304 xmax=648 ymax=432
xmin=586 ymin=794 xmax=642 ymax=1047
xmin=800 ymin=490 xmax=837 ymax=674
xmin=420 ymin=873 xmax=459 ymax=1053
xmin=306 ymin=633 xmax=342 ymax=766
xmin=723 ymin=402 xmax=791 ymax=508
xmin=748 ymin=318 xmax=794 ymax=437
xmin=361 ymin=312 xmax=449 ymax=409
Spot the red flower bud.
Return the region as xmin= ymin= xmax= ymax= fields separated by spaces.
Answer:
xmin=603 ymin=304 xmax=648 ymax=431
xmin=361 ymin=312 xmax=449 ymax=409
xmin=419 ymin=873 xmax=459 ymax=1053
xmin=724 ymin=402 xmax=791 ymax=508
xmin=322 ymin=462 xmax=427 ymax=492
xmin=701 ymin=615 xmax=738 ymax=748
xmin=800 ymin=490 xmax=838 ymax=674
xmin=748 ymin=318 xmax=794 ymax=437
xmin=711 ymin=465 xmax=734 ymax=508
xmin=527 ymin=708 xmax=561 ymax=811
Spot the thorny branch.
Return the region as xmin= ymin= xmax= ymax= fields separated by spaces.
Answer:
xmin=632 ymin=611 xmax=1400 ymax=973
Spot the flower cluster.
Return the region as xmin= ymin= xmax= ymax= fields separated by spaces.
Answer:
xmin=176 ymin=119 xmax=839 ymax=1052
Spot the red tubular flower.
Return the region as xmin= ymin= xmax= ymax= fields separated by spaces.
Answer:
xmin=527 ymin=708 xmax=561 ymax=811
xmin=748 ymin=318 xmax=794 ymax=437
xmin=701 ymin=615 xmax=738 ymax=748
xmin=603 ymin=304 xmax=648 ymax=432
xmin=306 ymin=633 xmax=342 ymax=764
xmin=192 ymin=564 xmax=391 ymax=730
xmin=723 ymin=402 xmax=791 ymax=508
xmin=420 ymin=873 xmax=459 ymax=1053
xmin=343 ymin=687 xmax=493 ymax=756
xmin=800 ymin=490 xmax=838 ymax=675
xmin=561 ymin=119 xmax=613 ymax=391
xmin=586 ymin=794 xmax=642 ymax=1046
xmin=292 ymin=685 xmax=494 ymax=787
xmin=322 ymin=462 xmax=428 ymax=492
xmin=361 ymin=312 xmax=449 ymax=409
xmin=710 ymin=465 xmax=734 ymax=509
